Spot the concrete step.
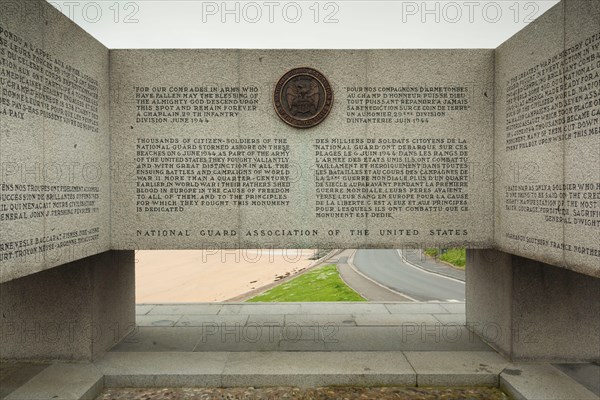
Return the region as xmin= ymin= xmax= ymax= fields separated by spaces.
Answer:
xmin=96 ymin=351 xmax=508 ymax=388
xmin=501 ymin=364 xmax=599 ymax=400
xmin=4 ymin=354 xmax=598 ymax=400
xmin=136 ymin=302 xmax=466 ymax=316
xmin=111 ymin=323 xmax=489 ymax=353
xmin=125 ymin=303 xmax=475 ymax=353
xmin=4 ymin=363 xmax=103 ymax=400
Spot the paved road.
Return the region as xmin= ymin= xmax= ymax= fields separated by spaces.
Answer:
xmin=352 ymin=249 xmax=465 ymax=302
xmin=333 ymin=249 xmax=412 ymax=301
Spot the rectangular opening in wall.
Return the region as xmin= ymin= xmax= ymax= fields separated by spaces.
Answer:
xmin=134 ymin=249 xmax=466 ymax=303
xmin=129 ymin=248 xmax=470 ymax=353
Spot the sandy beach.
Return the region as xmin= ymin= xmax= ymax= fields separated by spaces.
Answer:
xmin=135 ymin=249 xmax=319 ymax=303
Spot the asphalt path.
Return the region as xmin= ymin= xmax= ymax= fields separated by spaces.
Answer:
xmin=352 ymin=249 xmax=465 ymax=302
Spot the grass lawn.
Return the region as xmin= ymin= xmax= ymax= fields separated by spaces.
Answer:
xmin=247 ymin=264 xmax=366 ymax=302
xmin=424 ymin=248 xmax=466 ymax=269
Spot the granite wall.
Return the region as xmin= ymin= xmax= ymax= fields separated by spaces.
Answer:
xmin=494 ymin=0 xmax=600 ymax=278
xmin=109 ymin=49 xmax=495 ymax=251
xmin=0 ymin=0 xmax=111 ymax=283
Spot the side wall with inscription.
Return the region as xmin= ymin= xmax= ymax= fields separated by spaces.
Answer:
xmin=0 ymin=0 xmax=134 ymax=362
xmin=110 ymin=49 xmax=494 ymax=251
xmin=0 ymin=0 xmax=110 ymax=283
xmin=494 ymin=0 xmax=600 ymax=277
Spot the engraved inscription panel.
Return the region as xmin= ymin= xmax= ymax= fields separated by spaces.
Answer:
xmin=0 ymin=0 xmax=110 ymax=282
xmin=495 ymin=0 xmax=599 ymax=277
xmin=110 ymin=49 xmax=494 ymax=250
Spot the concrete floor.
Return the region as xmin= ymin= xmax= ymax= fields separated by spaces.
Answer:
xmin=129 ymin=302 xmax=474 ymax=352
xmin=2 ymin=303 xmax=598 ymax=400
xmin=0 ymin=363 xmax=49 ymax=400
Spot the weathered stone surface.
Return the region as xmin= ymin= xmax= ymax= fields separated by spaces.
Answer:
xmin=0 ymin=0 xmax=111 ymax=283
xmin=0 ymin=362 xmax=50 ymax=399
xmin=110 ymin=49 xmax=494 ymax=251
xmin=494 ymin=0 xmax=600 ymax=277
xmin=4 ymin=363 xmax=103 ymax=400
xmin=96 ymin=351 xmax=418 ymax=388
xmin=466 ymin=249 xmax=514 ymax=357
xmin=562 ymin=0 xmax=600 ymax=276
xmin=221 ymin=351 xmax=416 ymax=387
xmin=500 ymin=363 xmax=599 ymax=400
xmin=467 ymin=249 xmax=600 ymax=362
xmin=97 ymin=352 xmax=228 ymax=388
xmin=404 ymin=351 xmax=508 ymax=386
xmin=0 ymin=251 xmax=135 ymax=361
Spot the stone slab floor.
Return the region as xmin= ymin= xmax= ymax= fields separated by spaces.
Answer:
xmin=127 ymin=302 xmax=477 ymax=353
xmin=1 ymin=303 xmax=598 ymax=400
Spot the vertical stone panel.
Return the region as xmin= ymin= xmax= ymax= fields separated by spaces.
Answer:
xmin=0 ymin=250 xmax=135 ymax=361
xmin=562 ymin=0 xmax=600 ymax=275
xmin=109 ymin=49 xmax=494 ymax=250
xmin=494 ymin=2 xmax=566 ymax=268
xmin=467 ymin=249 xmax=600 ymax=362
xmin=494 ymin=0 xmax=600 ymax=277
xmin=0 ymin=0 xmax=110 ymax=283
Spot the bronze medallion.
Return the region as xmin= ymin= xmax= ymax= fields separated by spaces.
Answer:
xmin=273 ymin=67 xmax=333 ymax=128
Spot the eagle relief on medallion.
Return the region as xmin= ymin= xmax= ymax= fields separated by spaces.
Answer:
xmin=273 ymin=67 xmax=333 ymax=128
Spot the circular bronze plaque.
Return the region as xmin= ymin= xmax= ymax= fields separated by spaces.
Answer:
xmin=273 ymin=67 xmax=333 ymax=128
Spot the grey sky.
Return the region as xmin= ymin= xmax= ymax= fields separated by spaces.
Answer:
xmin=47 ymin=0 xmax=560 ymax=48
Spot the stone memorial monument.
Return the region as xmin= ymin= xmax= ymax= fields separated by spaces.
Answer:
xmin=0 ymin=0 xmax=598 ymax=362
